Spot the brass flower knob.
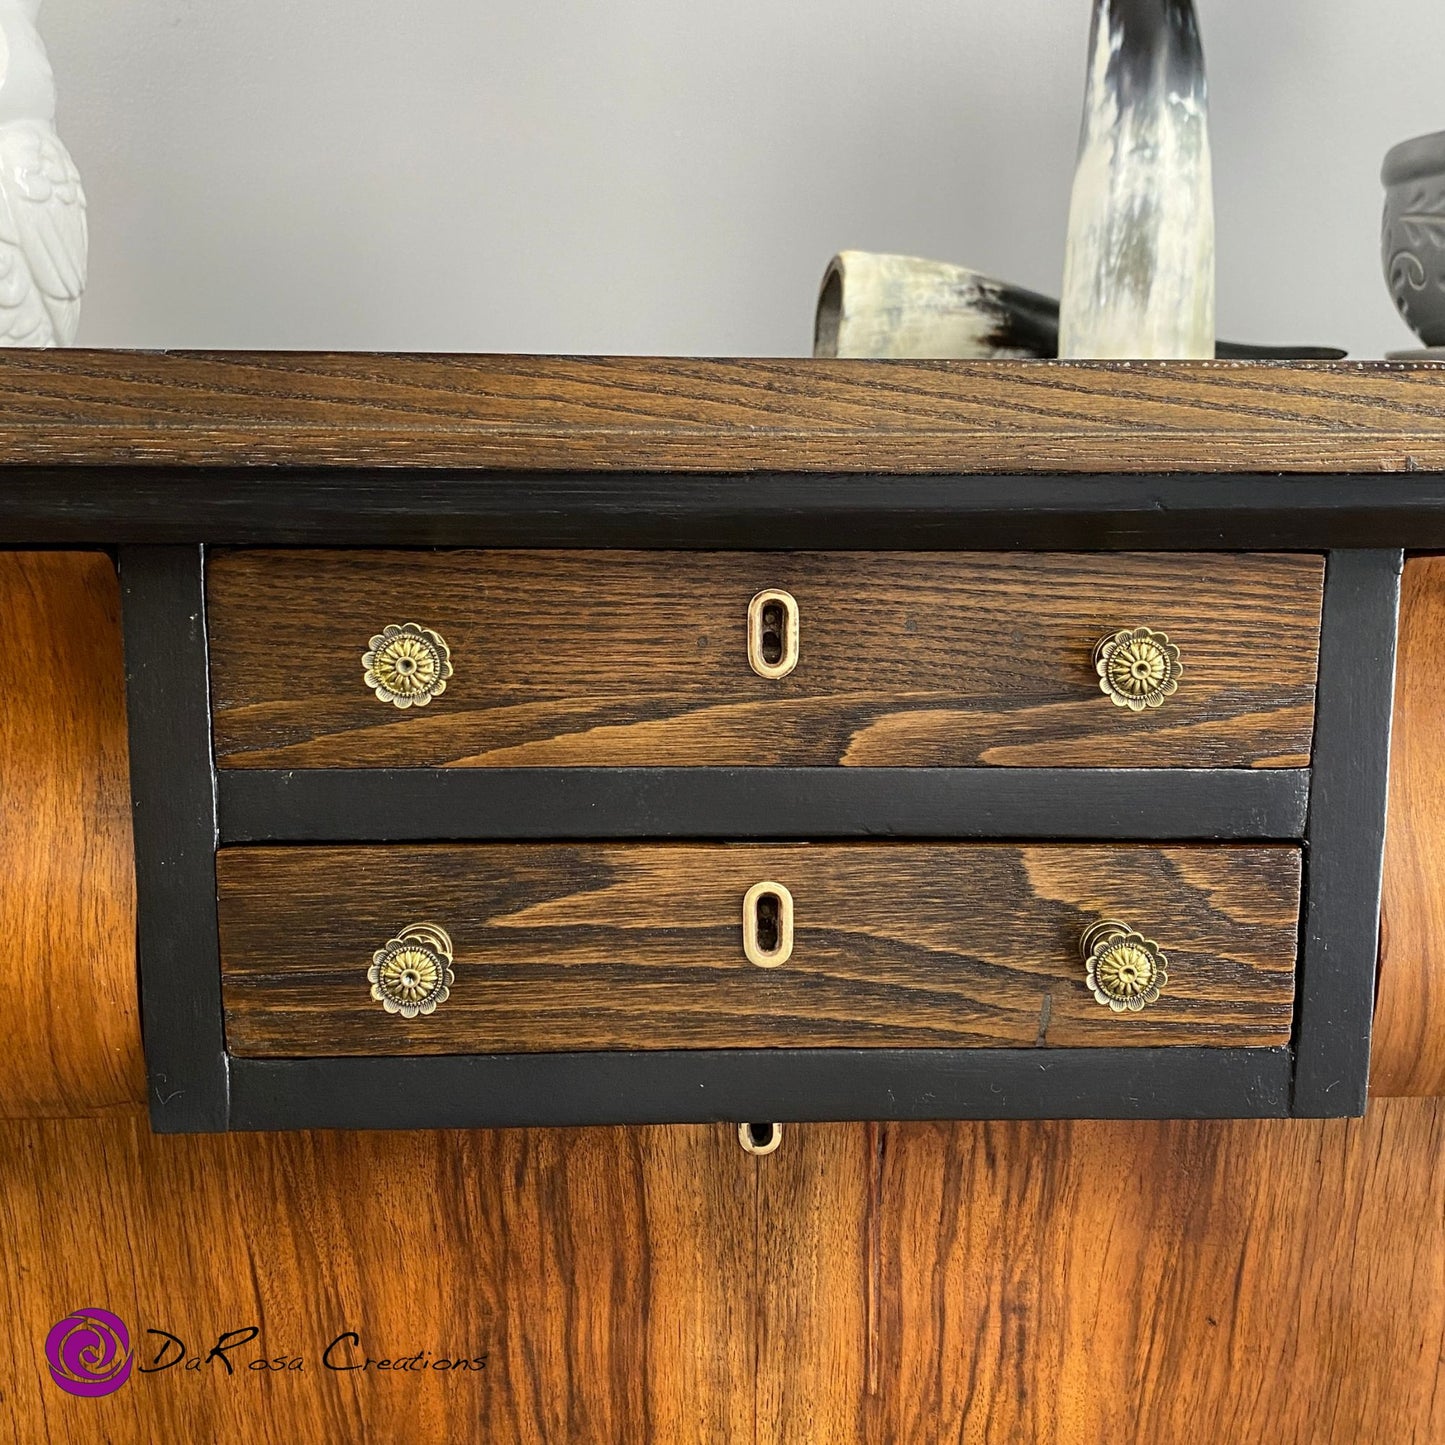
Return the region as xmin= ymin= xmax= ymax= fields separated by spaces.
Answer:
xmin=368 ymin=923 xmax=455 ymax=1018
xmin=1094 ymin=626 xmax=1183 ymax=710
xmin=362 ymin=623 xmax=453 ymax=708
xmin=1080 ymin=920 xmax=1169 ymax=1012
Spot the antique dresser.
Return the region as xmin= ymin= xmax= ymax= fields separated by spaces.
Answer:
xmin=5 ymin=353 xmax=1437 ymax=1134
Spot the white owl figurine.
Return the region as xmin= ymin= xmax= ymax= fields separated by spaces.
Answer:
xmin=0 ymin=0 xmax=84 ymax=346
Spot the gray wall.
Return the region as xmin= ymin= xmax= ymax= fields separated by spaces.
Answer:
xmin=43 ymin=1 xmax=1445 ymax=357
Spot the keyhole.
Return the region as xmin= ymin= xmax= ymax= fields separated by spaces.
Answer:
xmin=742 ymin=880 xmax=794 ymax=968
xmin=747 ymin=589 xmax=799 ymax=680
xmin=739 ymin=1122 xmax=783 ymax=1156
xmin=760 ymin=602 xmax=784 ymax=665
xmin=755 ymin=892 xmax=780 ymax=953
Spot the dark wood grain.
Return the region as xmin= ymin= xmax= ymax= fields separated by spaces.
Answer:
xmin=755 ymin=1101 xmax=1445 ymax=1445
xmin=0 ymin=553 xmax=143 ymax=1119
xmin=217 ymin=842 xmax=1301 ymax=1055
xmin=3 ymin=352 xmax=1445 ymax=473
xmin=207 ymin=550 xmax=1323 ymax=769
xmin=1376 ymin=555 xmax=1445 ymax=1096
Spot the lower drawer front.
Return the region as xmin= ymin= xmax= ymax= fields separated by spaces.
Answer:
xmin=218 ymin=844 xmax=1300 ymax=1056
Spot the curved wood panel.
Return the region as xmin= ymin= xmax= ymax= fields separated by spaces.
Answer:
xmin=0 ymin=1118 xmax=753 ymax=1443
xmin=0 ymin=352 xmax=1443 ymax=472
xmin=1 ymin=1105 xmax=1439 ymax=1442
xmin=1375 ymin=555 xmax=1445 ymax=1095
xmin=0 ymin=553 xmax=143 ymax=1118
xmin=758 ymin=1102 xmax=1445 ymax=1444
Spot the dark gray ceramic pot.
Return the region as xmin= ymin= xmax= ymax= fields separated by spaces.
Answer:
xmin=1383 ymin=130 xmax=1445 ymax=346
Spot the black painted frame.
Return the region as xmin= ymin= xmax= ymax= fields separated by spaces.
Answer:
xmin=119 ymin=545 xmax=228 ymax=1131
xmin=117 ymin=535 xmax=1401 ymax=1133
xmin=1292 ymin=550 xmax=1402 ymax=1114
xmin=217 ymin=767 xmax=1309 ymax=843
xmin=5 ymin=467 xmax=1445 ymax=549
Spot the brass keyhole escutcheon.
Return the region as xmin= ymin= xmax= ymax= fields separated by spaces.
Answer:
xmin=1093 ymin=626 xmax=1183 ymax=711
xmin=738 ymin=1122 xmax=783 ymax=1156
xmin=1080 ymin=919 xmax=1169 ymax=1012
xmin=747 ymin=589 xmax=800 ymax=679
xmin=742 ymin=881 xmax=794 ymax=968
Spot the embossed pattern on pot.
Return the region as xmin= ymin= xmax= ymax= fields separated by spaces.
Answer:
xmin=1382 ymin=129 xmax=1445 ymax=347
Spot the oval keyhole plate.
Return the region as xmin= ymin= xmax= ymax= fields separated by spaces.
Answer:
xmin=743 ymin=881 xmax=794 ymax=968
xmin=747 ymin=589 xmax=800 ymax=680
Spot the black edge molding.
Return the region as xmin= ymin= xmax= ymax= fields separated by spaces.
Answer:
xmin=116 ymin=533 xmax=1398 ymax=1131
xmin=217 ymin=767 xmax=1311 ymax=844
xmin=7 ymin=468 xmax=1445 ymax=549
xmin=1291 ymin=549 xmax=1403 ymax=1116
xmin=228 ymin=1047 xmax=1293 ymax=1131
xmin=120 ymin=545 xmax=229 ymax=1132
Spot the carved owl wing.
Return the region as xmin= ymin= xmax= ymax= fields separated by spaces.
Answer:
xmin=0 ymin=120 xmax=87 ymax=346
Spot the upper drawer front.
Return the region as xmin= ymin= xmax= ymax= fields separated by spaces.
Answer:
xmin=218 ymin=842 xmax=1300 ymax=1056
xmin=207 ymin=550 xmax=1323 ymax=769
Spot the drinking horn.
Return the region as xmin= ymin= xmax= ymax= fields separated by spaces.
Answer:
xmin=1059 ymin=0 xmax=1213 ymax=358
xmin=814 ymin=252 xmax=1343 ymax=361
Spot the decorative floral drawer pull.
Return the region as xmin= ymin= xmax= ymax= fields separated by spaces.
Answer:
xmin=1080 ymin=919 xmax=1169 ymax=1012
xmin=368 ymin=923 xmax=455 ymax=1018
xmin=1094 ymin=626 xmax=1183 ymax=710
xmin=362 ymin=623 xmax=453 ymax=708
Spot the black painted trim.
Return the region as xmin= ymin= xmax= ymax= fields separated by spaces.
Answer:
xmin=7 ymin=467 xmax=1445 ymax=549
xmin=217 ymin=767 xmax=1310 ymax=843
xmin=227 ymin=1047 xmax=1292 ymax=1130
xmin=120 ymin=546 xmax=229 ymax=1132
xmin=118 ymin=534 xmax=1402 ymax=1130
xmin=1291 ymin=550 xmax=1402 ymax=1116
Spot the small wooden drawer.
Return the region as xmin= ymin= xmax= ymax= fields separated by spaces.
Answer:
xmin=218 ymin=842 xmax=1301 ymax=1056
xmin=206 ymin=550 xmax=1323 ymax=769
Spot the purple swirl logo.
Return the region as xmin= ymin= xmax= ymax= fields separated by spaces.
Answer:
xmin=45 ymin=1309 xmax=133 ymax=1397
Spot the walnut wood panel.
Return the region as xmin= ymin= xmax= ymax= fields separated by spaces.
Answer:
xmin=3 ymin=1105 xmax=1440 ymax=1443
xmin=218 ymin=843 xmax=1300 ymax=1055
xmin=0 ymin=553 xmax=143 ymax=1119
xmin=755 ymin=1101 xmax=1445 ymax=1445
xmin=207 ymin=550 xmax=1323 ymax=769
xmin=0 ymin=1115 xmax=754 ymax=1445
xmin=4 ymin=352 xmax=1445 ymax=472
xmin=1375 ymin=555 xmax=1445 ymax=1096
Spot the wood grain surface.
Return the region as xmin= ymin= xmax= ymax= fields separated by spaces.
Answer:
xmin=2 ymin=547 xmax=1440 ymax=1442
xmin=3 ymin=352 xmax=1445 ymax=473
xmin=207 ymin=550 xmax=1323 ymax=769
xmin=217 ymin=842 xmax=1301 ymax=1054
xmin=0 ymin=1117 xmax=754 ymax=1444
xmin=1375 ymin=555 xmax=1445 ymax=1095
xmin=0 ymin=552 xmax=143 ymax=1118
xmin=754 ymin=1102 xmax=1445 ymax=1445
xmin=2 ymin=1103 xmax=1440 ymax=1444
